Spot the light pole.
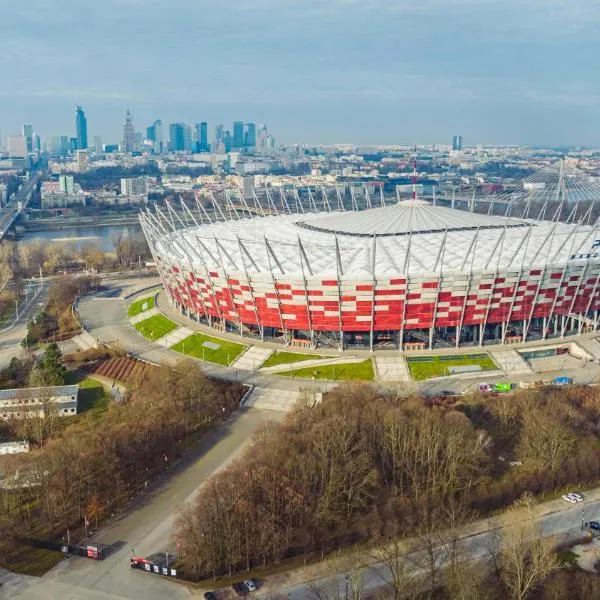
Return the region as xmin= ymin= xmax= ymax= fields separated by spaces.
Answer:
xmin=582 ymin=508 xmax=586 ymax=531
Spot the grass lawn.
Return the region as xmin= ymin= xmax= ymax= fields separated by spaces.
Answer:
xmin=127 ymin=295 xmax=156 ymax=318
xmin=63 ymin=373 xmax=110 ymax=425
xmin=407 ymin=353 xmax=497 ymax=381
xmin=261 ymin=351 xmax=329 ymax=369
xmin=278 ymin=359 xmax=375 ymax=381
xmin=134 ymin=314 xmax=178 ymax=341
xmin=3 ymin=546 xmax=64 ymax=577
xmin=172 ymin=333 xmax=246 ymax=366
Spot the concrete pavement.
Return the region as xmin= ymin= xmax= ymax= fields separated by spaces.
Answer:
xmin=3 ymin=405 xmax=279 ymax=600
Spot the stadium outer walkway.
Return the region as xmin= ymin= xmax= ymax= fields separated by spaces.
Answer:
xmin=151 ymin=288 xmax=600 ymax=389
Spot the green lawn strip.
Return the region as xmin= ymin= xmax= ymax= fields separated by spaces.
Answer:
xmin=277 ymin=359 xmax=375 ymax=381
xmin=134 ymin=314 xmax=178 ymax=341
xmin=261 ymin=351 xmax=330 ymax=369
xmin=127 ymin=295 xmax=156 ymax=317
xmin=2 ymin=546 xmax=64 ymax=577
xmin=407 ymin=354 xmax=497 ymax=381
xmin=171 ymin=333 xmax=246 ymax=366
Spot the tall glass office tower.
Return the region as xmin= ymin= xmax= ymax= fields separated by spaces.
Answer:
xmin=75 ymin=106 xmax=88 ymax=149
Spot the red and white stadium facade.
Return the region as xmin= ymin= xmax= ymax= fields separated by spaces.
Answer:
xmin=140 ymin=199 xmax=600 ymax=350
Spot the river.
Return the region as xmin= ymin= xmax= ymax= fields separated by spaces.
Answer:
xmin=16 ymin=223 xmax=144 ymax=252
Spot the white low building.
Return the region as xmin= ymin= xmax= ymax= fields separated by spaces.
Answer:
xmin=0 ymin=385 xmax=79 ymax=420
xmin=0 ymin=440 xmax=30 ymax=455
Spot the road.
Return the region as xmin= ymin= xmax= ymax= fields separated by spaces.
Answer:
xmin=0 ymin=281 xmax=48 ymax=369
xmin=265 ymin=492 xmax=600 ymax=599
xmin=0 ymin=276 xmax=285 ymax=599
xmin=2 ymin=386 xmax=278 ymax=600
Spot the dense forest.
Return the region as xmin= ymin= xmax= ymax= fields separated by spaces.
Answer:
xmin=175 ymin=383 xmax=600 ymax=586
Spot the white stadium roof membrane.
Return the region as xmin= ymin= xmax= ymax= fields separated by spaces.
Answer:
xmin=146 ymin=200 xmax=600 ymax=279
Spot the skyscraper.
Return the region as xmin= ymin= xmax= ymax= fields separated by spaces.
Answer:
xmin=146 ymin=119 xmax=164 ymax=153
xmin=197 ymin=122 xmax=208 ymax=152
xmin=244 ymin=123 xmax=256 ymax=150
xmin=169 ymin=123 xmax=192 ymax=152
xmin=22 ymin=124 xmax=33 ymax=153
xmin=94 ymin=136 xmax=103 ymax=154
xmin=452 ymin=135 xmax=463 ymax=151
xmin=122 ymin=110 xmax=136 ymax=153
xmin=233 ymin=121 xmax=245 ymax=149
xmin=75 ymin=106 xmax=88 ymax=150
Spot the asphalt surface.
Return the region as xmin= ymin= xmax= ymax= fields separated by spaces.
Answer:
xmin=0 ymin=281 xmax=48 ymax=369
xmin=265 ymin=494 xmax=600 ymax=599
xmin=0 ymin=277 xmax=283 ymax=600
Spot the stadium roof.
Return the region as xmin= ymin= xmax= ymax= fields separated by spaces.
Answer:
xmin=298 ymin=199 xmax=525 ymax=237
xmin=145 ymin=201 xmax=600 ymax=278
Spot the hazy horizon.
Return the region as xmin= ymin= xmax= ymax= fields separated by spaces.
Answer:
xmin=2 ymin=0 xmax=600 ymax=146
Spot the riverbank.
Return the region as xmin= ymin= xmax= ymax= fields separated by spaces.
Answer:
xmin=20 ymin=214 xmax=141 ymax=231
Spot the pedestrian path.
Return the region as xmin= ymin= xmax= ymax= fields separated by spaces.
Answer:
xmin=130 ymin=307 xmax=159 ymax=325
xmin=260 ymin=356 xmax=365 ymax=374
xmin=71 ymin=331 xmax=99 ymax=351
xmin=157 ymin=326 xmax=195 ymax=348
xmin=231 ymin=346 xmax=272 ymax=371
xmin=490 ymin=349 xmax=533 ymax=375
xmin=244 ymin=386 xmax=302 ymax=412
xmin=578 ymin=338 xmax=600 ymax=360
xmin=374 ymin=355 xmax=411 ymax=382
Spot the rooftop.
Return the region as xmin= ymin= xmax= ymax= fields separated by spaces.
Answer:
xmin=0 ymin=385 xmax=79 ymax=402
xmin=297 ymin=199 xmax=526 ymax=237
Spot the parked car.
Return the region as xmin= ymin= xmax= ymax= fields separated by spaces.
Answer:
xmin=569 ymin=492 xmax=584 ymax=502
xmin=204 ymin=593 xmax=217 ymax=600
xmin=589 ymin=521 xmax=600 ymax=531
xmin=562 ymin=492 xmax=583 ymax=504
xmin=244 ymin=579 xmax=258 ymax=592
xmin=553 ymin=376 xmax=573 ymax=386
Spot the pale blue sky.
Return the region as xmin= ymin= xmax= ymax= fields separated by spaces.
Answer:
xmin=1 ymin=0 xmax=599 ymax=145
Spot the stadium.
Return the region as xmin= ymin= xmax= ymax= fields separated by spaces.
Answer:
xmin=140 ymin=192 xmax=600 ymax=351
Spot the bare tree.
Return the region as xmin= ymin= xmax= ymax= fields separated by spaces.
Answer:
xmin=500 ymin=492 xmax=558 ymax=600
xmin=368 ymin=537 xmax=423 ymax=600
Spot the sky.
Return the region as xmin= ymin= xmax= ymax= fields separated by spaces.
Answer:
xmin=1 ymin=0 xmax=600 ymax=146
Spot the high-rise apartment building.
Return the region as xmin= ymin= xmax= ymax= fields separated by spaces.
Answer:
xmin=122 ymin=110 xmax=136 ymax=153
xmin=94 ymin=136 xmax=103 ymax=154
xmin=59 ymin=175 xmax=74 ymax=194
xmin=121 ymin=177 xmax=148 ymax=196
xmin=75 ymin=106 xmax=88 ymax=149
xmin=76 ymin=150 xmax=88 ymax=172
xmin=452 ymin=135 xmax=463 ymax=151
xmin=233 ymin=121 xmax=245 ymax=149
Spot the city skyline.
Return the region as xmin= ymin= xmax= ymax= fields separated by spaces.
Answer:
xmin=1 ymin=1 xmax=600 ymax=145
